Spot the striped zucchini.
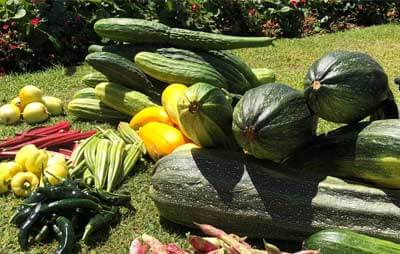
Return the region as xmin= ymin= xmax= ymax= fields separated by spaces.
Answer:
xmin=95 ymin=82 xmax=157 ymax=116
xmin=72 ymin=88 xmax=97 ymax=100
xmin=67 ymin=98 xmax=129 ymax=122
xmin=81 ymin=72 xmax=108 ymax=88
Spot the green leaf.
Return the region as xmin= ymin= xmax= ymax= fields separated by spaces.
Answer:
xmin=37 ymin=28 xmax=62 ymax=51
xmin=11 ymin=8 xmax=25 ymax=19
xmin=279 ymin=6 xmax=292 ymax=13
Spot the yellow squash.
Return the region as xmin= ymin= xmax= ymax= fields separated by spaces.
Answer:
xmin=25 ymin=148 xmax=48 ymax=176
xmin=138 ymin=122 xmax=186 ymax=161
xmin=11 ymin=171 xmax=39 ymax=197
xmin=0 ymin=171 xmax=9 ymax=194
xmin=0 ymin=161 xmax=23 ymax=181
xmin=129 ymin=106 xmax=172 ymax=130
xmin=161 ymin=83 xmax=188 ymax=125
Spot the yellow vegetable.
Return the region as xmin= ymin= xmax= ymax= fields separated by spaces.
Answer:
xmin=10 ymin=97 xmax=23 ymax=111
xmin=138 ymin=122 xmax=186 ymax=161
xmin=129 ymin=106 xmax=172 ymax=130
xmin=161 ymin=83 xmax=188 ymax=125
xmin=22 ymin=102 xmax=49 ymax=124
xmin=15 ymin=144 xmax=39 ymax=170
xmin=0 ymin=171 xmax=9 ymax=194
xmin=42 ymin=96 xmax=63 ymax=116
xmin=25 ymin=149 xmax=48 ymax=176
xmin=0 ymin=161 xmax=23 ymax=181
xmin=43 ymin=163 xmax=68 ymax=185
xmin=19 ymin=85 xmax=43 ymax=108
xmin=11 ymin=172 xmax=39 ymax=197
xmin=47 ymin=152 xmax=66 ymax=167
xmin=0 ymin=104 xmax=20 ymax=125
xmin=172 ymin=143 xmax=200 ymax=153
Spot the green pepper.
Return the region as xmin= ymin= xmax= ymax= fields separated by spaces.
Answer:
xmin=34 ymin=224 xmax=50 ymax=243
xmin=81 ymin=206 xmax=119 ymax=242
xmin=53 ymin=216 xmax=75 ymax=254
xmin=18 ymin=203 xmax=43 ymax=250
xmin=9 ymin=205 xmax=33 ymax=226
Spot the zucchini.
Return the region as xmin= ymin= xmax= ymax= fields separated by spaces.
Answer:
xmin=72 ymin=88 xmax=97 ymax=100
xmin=151 ymin=149 xmax=400 ymax=242
xmin=135 ymin=52 xmax=228 ymax=89
xmin=67 ymin=98 xmax=130 ymax=122
xmin=94 ymin=18 xmax=274 ymax=50
xmin=285 ymin=119 xmax=400 ymax=189
xmin=252 ymin=68 xmax=276 ymax=84
xmin=304 ymin=229 xmax=400 ymax=254
xmin=88 ymin=44 xmax=159 ymax=60
xmin=95 ymin=82 xmax=157 ymax=116
xmin=85 ymin=52 xmax=156 ymax=95
xmin=81 ymin=72 xmax=108 ymax=88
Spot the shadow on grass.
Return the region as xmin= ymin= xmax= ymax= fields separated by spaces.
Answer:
xmin=64 ymin=66 xmax=77 ymax=76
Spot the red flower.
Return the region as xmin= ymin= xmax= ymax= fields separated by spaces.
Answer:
xmin=248 ymin=8 xmax=256 ymax=17
xmin=2 ymin=24 xmax=9 ymax=30
xmin=300 ymin=0 xmax=306 ymax=3
xmin=9 ymin=44 xmax=18 ymax=50
xmin=30 ymin=17 xmax=41 ymax=26
xmin=191 ymin=3 xmax=199 ymax=12
xmin=290 ymin=0 xmax=298 ymax=7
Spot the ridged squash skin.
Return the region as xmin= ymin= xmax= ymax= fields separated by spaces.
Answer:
xmin=94 ymin=18 xmax=274 ymax=50
xmin=304 ymin=51 xmax=391 ymax=123
xmin=177 ymin=83 xmax=234 ymax=148
xmin=284 ymin=119 xmax=400 ymax=189
xmin=72 ymin=88 xmax=96 ymax=100
xmin=232 ymin=83 xmax=314 ymax=162
xmin=95 ymin=82 xmax=157 ymax=116
xmin=304 ymin=229 xmax=400 ymax=254
xmin=135 ymin=52 xmax=228 ymax=89
xmin=81 ymin=72 xmax=108 ymax=88
xmin=151 ymin=149 xmax=400 ymax=242
xmin=85 ymin=52 xmax=156 ymax=96
xmin=68 ymin=98 xmax=130 ymax=122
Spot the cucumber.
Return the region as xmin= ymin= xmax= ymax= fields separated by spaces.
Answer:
xmin=151 ymin=149 xmax=400 ymax=242
xmin=94 ymin=18 xmax=274 ymax=50
xmin=304 ymin=229 xmax=400 ymax=254
xmin=252 ymin=68 xmax=276 ymax=84
xmin=81 ymin=72 xmax=108 ymax=88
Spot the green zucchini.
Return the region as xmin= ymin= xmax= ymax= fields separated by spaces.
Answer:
xmin=94 ymin=18 xmax=274 ymax=50
xmin=85 ymin=52 xmax=156 ymax=96
xmin=95 ymin=82 xmax=157 ymax=116
xmin=81 ymin=72 xmax=108 ymax=88
xmin=134 ymin=52 xmax=228 ymax=89
xmin=285 ymin=119 xmax=400 ymax=189
xmin=88 ymin=44 xmax=159 ymax=60
xmin=304 ymin=229 xmax=400 ymax=254
xmin=67 ymin=98 xmax=130 ymax=122
xmin=151 ymin=149 xmax=400 ymax=242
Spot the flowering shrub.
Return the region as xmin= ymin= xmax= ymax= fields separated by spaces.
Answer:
xmin=0 ymin=0 xmax=399 ymax=75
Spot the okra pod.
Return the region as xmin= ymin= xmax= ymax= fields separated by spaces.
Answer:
xmin=83 ymin=136 xmax=100 ymax=173
xmin=106 ymin=140 xmax=125 ymax=191
xmin=122 ymin=142 xmax=142 ymax=179
xmin=94 ymin=138 xmax=111 ymax=189
xmin=118 ymin=122 xmax=146 ymax=153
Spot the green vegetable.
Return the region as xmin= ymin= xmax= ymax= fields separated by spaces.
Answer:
xmin=304 ymin=229 xmax=400 ymax=254
xmin=252 ymin=68 xmax=276 ymax=84
xmin=53 ymin=216 xmax=75 ymax=254
xmin=81 ymin=72 xmax=108 ymax=88
xmin=86 ymin=52 xmax=156 ymax=95
xmin=67 ymin=98 xmax=130 ymax=122
xmin=177 ymin=82 xmax=235 ymax=148
xmin=88 ymin=44 xmax=159 ymax=59
xmin=33 ymin=185 xmax=101 ymax=203
xmin=151 ymin=149 xmax=400 ymax=241
xmin=45 ymin=198 xmax=103 ymax=213
xmin=135 ymin=52 xmax=228 ymax=89
xmin=82 ymin=206 xmax=118 ymax=242
xmin=85 ymin=189 xmax=131 ymax=207
xmin=18 ymin=203 xmax=43 ymax=250
xmin=34 ymin=224 xmax=50 ymax=242
xmin=106 ymin=140 xmax=125 ymax=192
xmin=10 ymin=206 xmax=33 ymax=227
xmin=72 ymin=88 xmax=97 ymax=100
xmin=95 ymin=82 xmax=157 ymax=116
xmin=94 ymin=18 xmax=274 ymax=50
xmin=304 ymin=51 xmax=392 ymax=123
xmin=94 ymin=138 xmax=111 ymax=189
xmin=232 ymin=83 xmax=314 ymax=162
xmin=285 ymin=119 xmax=400 ymax=189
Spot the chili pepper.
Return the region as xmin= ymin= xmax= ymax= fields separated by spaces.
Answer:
xmin=86 ymin=189 xmax=131 ymax=206
xmin=81 ymin=206 xmax=118 ymax=242
xmin=34 ymin=224 xmax=50 ymax=243
xmin=18 ymin=203 xmax=44 ymax=250
xmin=23 ymin=191 xmax=46 ymax=204
xmin=45 ymin=198 xmax=103 ymax=213
xmin=9 ymin=205 xmax=33 ymax=227
xmin=53 ymin=216 xmax=75 ymax=254
xmin=33 ymin=184 xmax=101 ymax=203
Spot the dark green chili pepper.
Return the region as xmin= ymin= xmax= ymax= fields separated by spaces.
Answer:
xmin=33 ymin=224 xmax=50 ymax=242
xmin=9 ymin=206 xmax=33 ymax=226
xmin=81 ymin=206 xmax=118 ymax=242
xmin=53 ymin=216 xmax=75 ymax=254
xmin=45 ymin=198 xmax=103 ymax=213
xmin=18 ymin=203 xmax=43 ymax=250
xmin=23 ymin=191 xmax=46 ymax=204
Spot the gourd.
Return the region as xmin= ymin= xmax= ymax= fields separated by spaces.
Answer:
xmin=151 ymin=148 xmax=400 ymax=242
xmin=232 ymin=83 xmax=314 ymax=162
xmin=81 ymin=72 xmax=108 ymax=88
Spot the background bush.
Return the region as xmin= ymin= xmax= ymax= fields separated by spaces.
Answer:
xmin=1 ymin=0 xmax=399 ymax=75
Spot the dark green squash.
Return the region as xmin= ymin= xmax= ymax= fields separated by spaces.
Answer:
xmin=304 ymin=51 xmax=391 ymax=123
xmin=177 ymin=82 xmax=236 ymax=149
xmin=284 ymin=119 xmax=400 ymax=189
xmin=232 ymin=83 xmax=314 ymax=162
xmin=150 ymin=149 xmax=400 ymax=242
xmin=304 ymin=229 xmax=400 ymax=254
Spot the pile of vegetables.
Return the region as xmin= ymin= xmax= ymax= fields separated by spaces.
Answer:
xmin=0 ymin=85 xmax=64 ymax=125
xmin=69 ymin=122 xmax=143 ymax=191
xmin=10 ymin=178 xmax=131 ymax=252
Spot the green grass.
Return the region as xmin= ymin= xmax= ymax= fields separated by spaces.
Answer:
xmin=0 ymin=24 xmax=400 ymax=253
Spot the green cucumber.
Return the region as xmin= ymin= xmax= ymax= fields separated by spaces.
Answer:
xmin=252 ymin=68 xmax=276 ymax=84
xmin=81 ymin=72 xmax=108 ymax=88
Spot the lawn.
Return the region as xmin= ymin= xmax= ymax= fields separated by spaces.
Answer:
xmin=1 ymin=24 xmax=400 ymax=253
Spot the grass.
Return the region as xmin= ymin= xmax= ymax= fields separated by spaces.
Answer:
xmin=0 ymin=24 xmax=400 ymax=253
